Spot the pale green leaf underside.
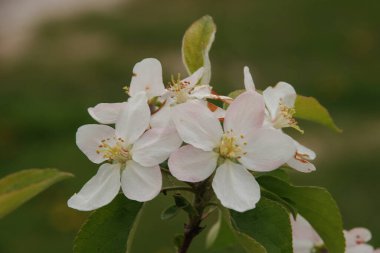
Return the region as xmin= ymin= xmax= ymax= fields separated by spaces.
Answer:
xmin=258 ymin=176 xmax=345 ymax=253
xmin=0 ymin=168 xmax=73 ymax=218
xmin=182 ymin=15 xmax=216 ymax=84
xmin=295 ymin=95 xmax=342 ymax=132
xmin=74 ymin=195 xmax=143 ymax=253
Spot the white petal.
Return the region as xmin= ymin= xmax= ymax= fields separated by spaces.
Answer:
xmin=211 ymin=106 xmax=226 ymax=119
xmin=346 ymin=244 xmax=374 ymax=253
xmin=263 ymin=82 xmax=296 ymax=119
xmin=239 ymin=128 xmax=295 ymax=171
xmin=181 ymin=67 xmax=204 ymax=88
xmin=287 ymin=157 xmax=316 ymax=173
xmin=132 ymin=127 xmax=182 ymax=167
xmin=294 ymin=141 xmax=316 ymax=160
xmin=76 ymin=124 xmax=115 ymax=164
xmin=116 ymin=92 xmax=150 ymax=144
xmin=150 ymin=103 xmax=173 ymax=128
xmin=224 ymin=91 xmax=265 ymax=136
xmin=189 ymin=85 xmax=212 ymax=99
xmin=67 ymin=163 xmax=121 ymax=211
xmin=345 ymin=228 xmax=372 ymax=246
xmin=129 ymin=58 xmax=166 ymax=99
xmin=212 ymin=161 xmax=260 ymax=212
xmin=172 ymin=101 xmax=223 ymax=151
xmin=291 ymin=215 xmax=322 ymax=245
xmin=88 ymin=102 xmax=126 ymax=124
xmin=243 ymin=66 xmax=255 ymax=91
xmin=168 ymin=145 xmax=218 ymax=182
xmin=121 ymin=160 xmax=162 ymax=202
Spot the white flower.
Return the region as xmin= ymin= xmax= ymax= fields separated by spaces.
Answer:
xmin=88 ymin=58 xmax=228 ymax=128
xmin=168 ymin=90 xmax=295 ymax=212
xmin=292 ymin=215 xmax=377 ymax=253
xmin=244 ymin=66 xmax=316 ymax=173
xmin=68 ymin=92 xmax=182 ymax=211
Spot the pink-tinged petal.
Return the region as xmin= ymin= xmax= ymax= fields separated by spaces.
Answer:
xmin=189 ymin=85 xmax=212 ymax=99
xmin=346 ymin=244 xmax=374 ymax=253
xmin=291 ymin=215 xmax=323 ymax=250
xmin=132 ymin=127 xmax=182 ymax=167
xmin=129 ymin=58 xmax=166 ymax=99
xmin=168 ymin=145 xmax=218 ymax=182
xmin=121 ymin=160 xmax=162 ymax=202
xmin=76 ymin=124 xmax=115 ymax=164
xmin=172 ymin=101 xmax=223 ymax=151
xmin=88 ymin=102 xmax=126 ymax=124
xmin=67 ymin=163 xmax=121 ymax=211
xmin=244 ymin=66 xmax=255 ymax=91
xmin=239 ymin=128 xmax=295 ymax=172
xmin=294 ymin=141 xmax=316 ymax=160
xmin=182 ymin=67 xmax=204 ymax=88
xmin=224 ymin=91 xmax=265 ymax=136
xmin=263 ymin=82 xmax=296 ymax=119
xmin=287 ymin=157 xmax=316 ymax=173
xmin=345 ymin=228 xmax=372 ymax=246
xmin=115 ymin=92 xmax=150 ymax=144
xmin=150 ymin=103 xmax=173 ymax=128
xmin=212 ymin=161 xmax=261 ymax=212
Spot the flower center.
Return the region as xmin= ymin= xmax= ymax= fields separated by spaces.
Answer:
xmin=168 ymin=75 xmax=191 ymax=104
xmin=96 ymin=137 xmax=131 ymax=163
xmin=294 ymin=152 xmax=311 ymax=164
xmin=218 ymin=131 xmax=246 ymax=160
xmin=272 ymin=101 xmax=303 ymax=133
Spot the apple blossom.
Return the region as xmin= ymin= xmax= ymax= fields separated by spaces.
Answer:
xmin=292 ymin=215 xmax=378 ymax=253
xmin=68 ymin=92 xmax=182 ymax=211
xmin=243 ymin=66 xmax=316 ymax=173
xmin=88 ymin=58 xmax=228 ymax=128
xmin=168 ymin=90 xmax=295 ymax=212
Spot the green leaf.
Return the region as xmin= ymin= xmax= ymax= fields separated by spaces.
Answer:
xmin=258 ymin=176 xmax=345 ymax=253
xmin=0 ymin=168 xmax=73 ymax=218
xmin=173 ymin=194 xmax=198 ymax=218
xmin=231 ymin=198 xmax=293 ymax=253
xmin=206 ymin=208 xmax=266 ymax=253
xmin=295 ymin=95 xmax=342 ymax=132
xmin=161 ymin=205 xmax=179 ymax=221
xmin=74 ymin=195 xmax=143 ymax=253
xmin=182 ymin=15 xmax=216 ymax=84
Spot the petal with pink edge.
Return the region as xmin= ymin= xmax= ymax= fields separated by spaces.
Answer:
xmin=168 ymin=145 xmax=218 ymax=182
xmin=121 ymin=160 xmax=162 ymax=202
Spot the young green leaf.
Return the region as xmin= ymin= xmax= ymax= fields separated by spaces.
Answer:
xmin=74 ymin=195 xmax=143 ymax=253
xmin=0 ymin=168 xmax=73 ymax=218
xmin=161 ymin=205 xmax=180 ymax=221
xmin=258 ymin=176 xmax=345 ymax=253
xmin=295 ymin=95 xmax=342 ymax=132
xmin=182 ymin=15 xmax=216 ymax=84
xmin=231 ymin=197 xmax=293 ymax=253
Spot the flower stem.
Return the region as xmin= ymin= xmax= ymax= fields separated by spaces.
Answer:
xmin=177 ymin=179 xmax=213 ymax=253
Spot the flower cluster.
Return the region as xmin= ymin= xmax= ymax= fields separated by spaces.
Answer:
xmin=292 ymin=215 xmax=380 ymax=253
xmin=68 ymin=58 xmax=316 ymax=212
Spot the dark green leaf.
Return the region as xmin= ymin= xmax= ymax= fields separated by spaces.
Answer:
xmin=295 ymin=95 xmax=342 ymax=132
xmin=173 ymin=194 xmax=198 ymax=218
xmin=161 ymin=205 xmax=180 ymax=220
xmin=0 ymin=168 xmax=73 ymax=218
xmin=258 ymin=176 xmax=345 ymax=253
xmin=74 ymin=195 xmax=143 ymax=253
xmin=182 ymin=15 xmax=216 ymax=84
xmin=231 ymin=197 xmax=293 ymax=253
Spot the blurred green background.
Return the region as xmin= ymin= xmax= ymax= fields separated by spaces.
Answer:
xmin=1 ymin=0 xmax=379 ymax=252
